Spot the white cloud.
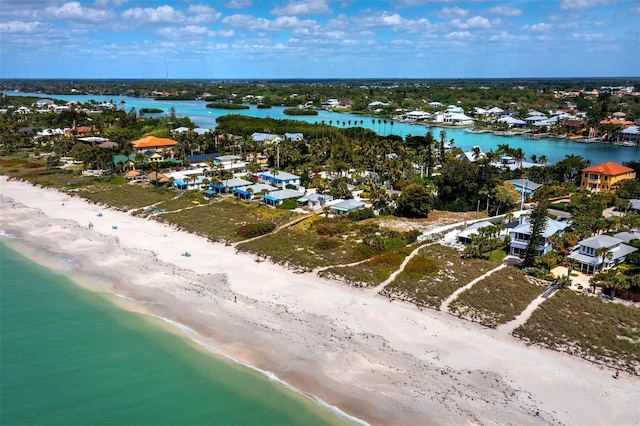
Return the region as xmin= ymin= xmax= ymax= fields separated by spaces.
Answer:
xmin=438 ymin=7 xmax=468 ymax=19
xmin=531 ymin=22 xmax=553 ymax=32
xmin=271 ymin=0 xmax=330 ymax=16
xmin=572 ymin=32 xmax=610 ymax=41
xmin=222 ymin=14 xmax=316 ymax=32
xmin=186 ymin=5 xmax=222 ymax=23
xmin=445 ymin=31 xmax=472 ymax=39
xmin=44 ymin=1 xmax=115 ymax=22
xmin=489 ymin=6 xmax=522 ymax=16
xmin=121 ymin=5 xmax=185 ymax=23
xmin=450 ymin=16 xmax=491 ymax=30
xmin=225 ymin=0 xmax=251 ymax=8
xmin=560 ymin=0 xmax=611 ymax=10
xmin=156 ymin=25 xmax=214 ymax=38
xmin=0 ymin=20 xmax=42 ymax=33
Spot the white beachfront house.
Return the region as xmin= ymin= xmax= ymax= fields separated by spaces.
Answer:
xmin=566 ymin=235 xmax=638 ymax=275
xmin=210 ymin=177 xmax=252 ymax=194
xmin=167 ymin=169 xmax=207 ymax=190
xmin=297 ymin=193 xmax=334 ymax=211
xmin=213 ymin=155 xmax=246 ymax=172
xmin=258 ymin=170 xmax=301 ymax=189
xmin=405 ymin=110 xmax=431 ymax=122
xmin=456 ymin=221 xmax=497 ymax=245
xmin=509 ymin=216 xmax=569 ymax=258
xmin=234 ymin=183 xmax=277 ymax=200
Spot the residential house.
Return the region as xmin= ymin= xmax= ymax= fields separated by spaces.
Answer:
xmin=210 ymin=178 xmax=252 ymax=194
xmin=405 ymin=110 xmax=431 ymax=122
xmin=509 ymin=216 xmax=569 ymax=258
xmin=579 ymin=162 xmax=636 ymax=193
xmin=506 ymin=179 xmax=542 ymax=197
xmin=167 ymin=169 xmax=208 ymax=190
xmin=252 ymin=132 xmax=281 ymax=144
xmin=567 ymin=234 xmax=638 ymax=274
xmin=297 ymin=193 xmax=334 ymax=211
xmin=263 ymin=189 xmax=304 ymax=207
xmin=331 ymin=199 xmax=365 ymax=216
xmin=258 ymin=170 xmax=301 ymax=189
xmin=131 ymin=136 xmax=178 ymax=156
xmin=457 ymin=146 xmax=486 ymax=163
xmin=112 ymin=154 xmax=137 ymax=170
xmin=233 ymin=183 xmax=277 ymax=200
xmin=456 ymin=221 xmax=497 ymax=245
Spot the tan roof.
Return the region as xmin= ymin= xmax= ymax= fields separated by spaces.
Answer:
xmin=147 ymin=171 xmax=170 ymax=183
xmin=582 ymin=162 xmax=634 ymax=176
xmin=132 ymin=135 xmax=178 ymax=148
xmin=125 ymin=170 xmax=141 ymax=177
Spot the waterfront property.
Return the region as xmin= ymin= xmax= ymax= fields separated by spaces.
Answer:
xmin=579 ymin=161 xmax=636 ymax=193
xmin=263 ymin=189 xmax=304 ymax=206
xmin=234 ymin=183 xmax=277 ymax=200
xmin=567 ymin=234 xmax=638 ymax=275
xmin=210 ymin=178 xmax=252 ymax=194
xmin=506 ymin=179 xmax=542 ymax=197
xmin=258 ymin=170 xmax=301 ymax=189
xmin=509 ymin=216 xmax=569 ymax=258
xmin=297 ymin=193 xmax=334 ymax=211
xmin=456 ymin=221 xmax=496 ymax=245
xmin=131 ymin=136 xmax=178 ymax=156
xmin=331 ymin=199 xmax=365 ymax=216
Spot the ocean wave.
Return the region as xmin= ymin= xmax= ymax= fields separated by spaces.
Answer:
xmin=151 ymin=313 xmax=369 ymax=426
xmin=0 ymin=229 xmax=16 ymax=239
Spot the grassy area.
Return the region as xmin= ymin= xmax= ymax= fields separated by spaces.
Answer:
xmin=448 ymin=266 xmax=544 ymax=328
xmin=320 ymin=245 xmax=416 ymax=287
xmin=77 ymin=182 xmax=176 ymax=210
xmin=383 ymin=244 xmax=501 ymax=309
xmin=514 ymin=291 xmax=640 ymax=375
xmin=237 ymin=227 xmax=364 ymax=270
xmin=158 ymin=198 xmax=298 ymax=243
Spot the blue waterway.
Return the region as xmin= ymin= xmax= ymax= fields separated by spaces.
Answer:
xmin=8 ymin=91 xmax=640 ymax=165
xmin=0 ymin=239 xmax=350 ymax=425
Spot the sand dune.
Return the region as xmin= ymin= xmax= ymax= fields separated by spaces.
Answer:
xmin=1 ymin=176 xmax=638 ymax=425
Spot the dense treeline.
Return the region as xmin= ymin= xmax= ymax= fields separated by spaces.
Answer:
xmin=3 ymin=78 xmax=639 ymax=121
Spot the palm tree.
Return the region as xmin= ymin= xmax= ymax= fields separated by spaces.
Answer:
xmin=594 ymin=246 xmax=614 ymax=273
xmin=564 ymin=257 xmax=580 ymax=278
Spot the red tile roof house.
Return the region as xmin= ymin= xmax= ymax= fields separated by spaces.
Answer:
xmin=131 ymin=136 xmax=178 ymax=156
xmin=579 ymin=162 xmax=636 ymax=193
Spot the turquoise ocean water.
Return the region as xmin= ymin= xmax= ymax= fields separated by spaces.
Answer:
xmin=0 ymin=239 xmax=350 ymax=425
xmin=9 ymin=91 xmax=640 ymax=165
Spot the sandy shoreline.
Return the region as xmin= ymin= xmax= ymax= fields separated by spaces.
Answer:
xmin=1 ymin=176 xmax=638 ymax=425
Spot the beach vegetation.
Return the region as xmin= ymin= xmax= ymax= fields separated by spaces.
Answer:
xmin=449 ymin=266 xmax=543 ymax=327
xmin=383 ymin=244 xmax=501 ymax=308
xmin=236 ymin=222 xmax=277 ymax=238
xmin=283 ymin=108 xmax=318 ymax=116
xmin=320 ymin=246 xmax=415 ymax=287
xmin=513 ymin=290 xmax=640 ymax=375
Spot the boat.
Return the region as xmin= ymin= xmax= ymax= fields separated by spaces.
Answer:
xmin=493 ymin=131 xmax=516 ymax=137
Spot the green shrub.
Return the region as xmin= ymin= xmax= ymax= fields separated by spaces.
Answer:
xmin=236 ymin=222 xmax=276 ymax=238
xmin=348 ymin=208 xmax=375 ymax=221
xmin=315 ymin=237 xmax=340 ymax=250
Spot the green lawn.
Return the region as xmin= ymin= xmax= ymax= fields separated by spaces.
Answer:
xmin=448 ymin=266 xmax=544 ymax=328
xmin=514 ymin=291 xmax=640 ymax=375
xmin=383 ymin=244 xmax=501 ymax=309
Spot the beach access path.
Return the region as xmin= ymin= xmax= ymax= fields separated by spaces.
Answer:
xmin=1 ymin=176 xmax=638 ymax=426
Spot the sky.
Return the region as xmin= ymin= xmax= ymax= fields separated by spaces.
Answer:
xmin=1 ymin=0 xmax=639 ymax=79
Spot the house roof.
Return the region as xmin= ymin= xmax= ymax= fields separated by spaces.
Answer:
xmin=332 ymin=199 xmax=365 ymax=211
xmin=612 ymin=231 xmax=639 ymax=244
xmin=581 ymin=162 xmax=634 ymax=176
xmin=506 ymin=179 xmax=542 ymax=191
xmin=221 ymin=178 xmax=252 ymax=188
xmin=266 ymin=189 xmax=304 ymax=200
xmin=244 ymin=183 xmax=277 ymax=194
xmin=511 ymin=217 xmax=568 ymax=238
xmin=579 ymin=235 xmax=623 ymax=249
xmin=131 ymin=135 xmax=178 ymax=148
xmin=259 ymin=170 xmax=300 ymax=181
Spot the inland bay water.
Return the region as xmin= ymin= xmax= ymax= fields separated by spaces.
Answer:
xmin=9 ymin=91 xmax=640 ymax=165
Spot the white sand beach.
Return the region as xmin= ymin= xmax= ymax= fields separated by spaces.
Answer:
xmin=1 ymin=176 xmax=638 ymax=425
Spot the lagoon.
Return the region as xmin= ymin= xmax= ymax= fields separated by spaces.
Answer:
xmin=9 ymin=91 xmax=640 ymax=165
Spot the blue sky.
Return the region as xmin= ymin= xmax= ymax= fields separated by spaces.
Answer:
xmin=1 ymin=0 xmax=639 ymax=79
